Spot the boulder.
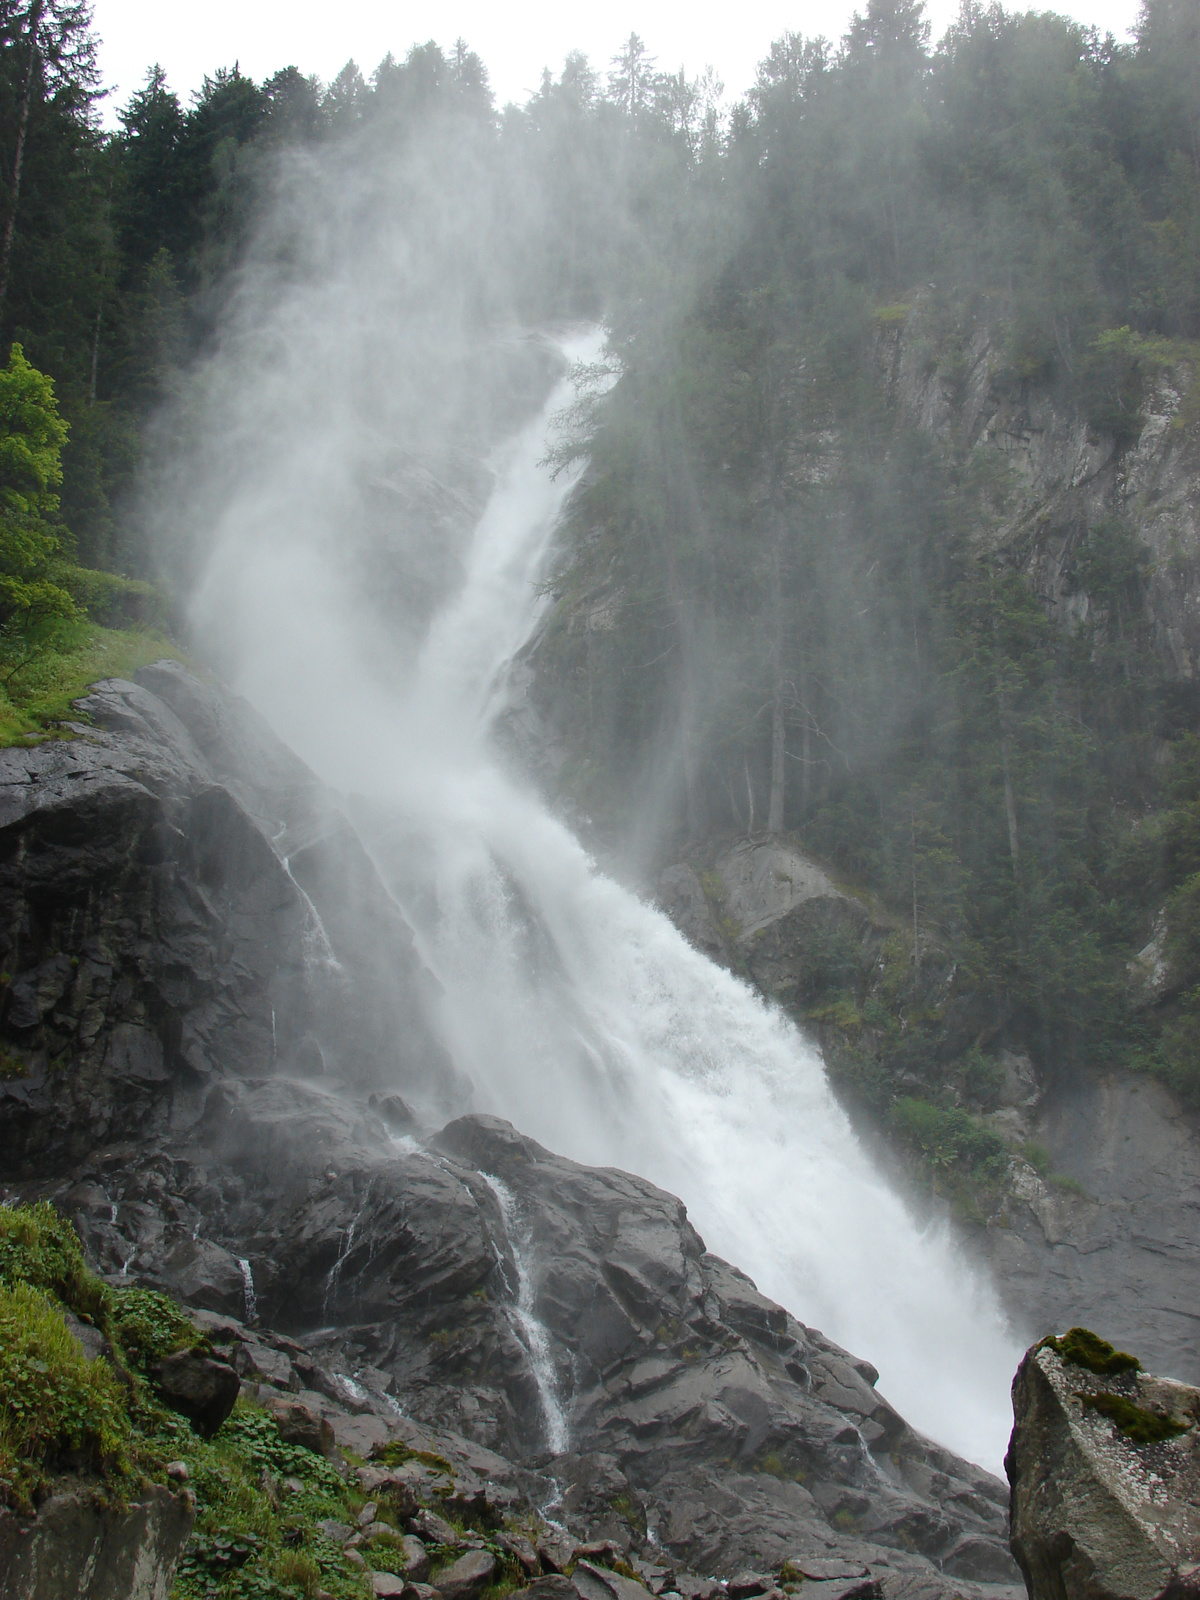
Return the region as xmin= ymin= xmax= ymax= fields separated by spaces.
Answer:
xmin=0 ymin=1484 xmax=193 ymax=1599
xmin=371 ymin=1575 xmax=406 ymax=1599
xmin=572 ymin=1560 xmax=651 ymax=1600
xmin=149 ymin=1347 xmax=240 ymax=1437
xmin=412 ymin=1508 xmax=463 ymax=1548
xmin=264 ymin=1395 xmax=336 ymax=1456
xmin=1007 ymin=1330 xmax=1200 ymax=1600
xmin=436 ymin=1550 xmax=498 ymax=1600
xmin=497 ymin=1531 xmax=541 ymax=1576
xmin=512 ymin=1582 xmax=577 ymax=1600
xmin=399 ymin=1534 xmax=432 ymax=1581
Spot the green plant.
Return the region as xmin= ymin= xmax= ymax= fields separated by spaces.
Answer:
xmin=1021 ymin=1141 xmax=1052 ymax=1176
xmin=107 ymin=1286 xmax=207 ymax=1369
xmin=0 ymin=1199 xmax=107 ymax=1320
xmin=890 ymin=1097 xmax=1009 ymax=1178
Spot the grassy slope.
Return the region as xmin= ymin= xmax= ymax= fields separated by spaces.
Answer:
xmin=0 ymin=625 xmax=185 ymax=746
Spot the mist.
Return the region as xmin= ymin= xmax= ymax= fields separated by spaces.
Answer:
xmin=126 ymin=76 xmax=1035 ymax=1476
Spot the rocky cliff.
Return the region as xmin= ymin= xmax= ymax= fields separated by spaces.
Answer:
xmin=0 ymin=665 xmax=1020 ymax=1600
xmin=876 ymin=301 xmax=1200 ymax=676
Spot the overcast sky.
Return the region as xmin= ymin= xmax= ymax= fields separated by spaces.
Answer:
xmin=92 ymin=0 xmax=1144 ymax=125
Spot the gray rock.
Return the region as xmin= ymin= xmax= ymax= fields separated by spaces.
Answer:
xmin=537 ymin=1532 xmax=578 ymax=1573
xmin=149 ymin=1347 xmax=240 ymax=1437
xmin=372 ymin=1575 xmax=407 ymax=1598
xmin=399 ymin=1535 xmax=432 ymax=1581
xmin=572 ymin=1562 xmax=651 ymax=1600
xmin=1007 ymin=1336 xmax=1200 ymax=1600
xmin=264 ymin=1395 xmax=336 ymax=1456
xmin=512 ymin=1581 xmax=578 ymax=1600
xmin=0 ymin=1484 xmax=193 ymax=1599
xmin=727 ymin=1576 xmax=772 ymax=1599
xmin=435 ymin=1549 xmax=498 ymax=1600
xmin=318 ymin=1520 xmax=354 ymax=1544
xmin=412 ymin=1508 xmax=462 ymax=1548
xmin=497 ymin=1532 xmax=540 ymax=1576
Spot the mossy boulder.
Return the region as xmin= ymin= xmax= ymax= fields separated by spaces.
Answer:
xmin=1007 ymin=1334 xmax=1200 ymax=1600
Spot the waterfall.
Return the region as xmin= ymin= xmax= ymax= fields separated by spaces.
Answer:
xmin=239 ymin=1256 xmax=258 ymax=1324
xmin=192 ymin=328 xmax=1022 ymax=1475
xmin=480 ymin=1171 xmax=570 ymax=1455
xmin=323 ymin=1212 xmax=360 ymax=1315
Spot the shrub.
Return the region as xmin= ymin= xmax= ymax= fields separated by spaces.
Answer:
xmin=890 ymin=1096 xmax=1008 ymax=1177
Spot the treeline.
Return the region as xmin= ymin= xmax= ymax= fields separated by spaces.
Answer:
xmin=0 ymin=8 xmax=728 ymax=580
xmin=538 ymin=0 xmax=1200 ymax=1103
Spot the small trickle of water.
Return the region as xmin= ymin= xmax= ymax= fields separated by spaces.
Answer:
xmin=109 ymin=1203 xmax=118 ymax=1224
xmin=323 ymin=1213 xmax=360 ymax=1314
xmin=239 ymin=1256 xmax=258 ymax=1323
xmin=481 ymin=1172 xmax=569 ymax=1455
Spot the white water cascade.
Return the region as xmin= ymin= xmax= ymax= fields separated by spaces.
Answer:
xmin=481 ymin=1172 xmax=571 ymax=1455
xmin=194 ymin=328 xmax=1022 ymax=1476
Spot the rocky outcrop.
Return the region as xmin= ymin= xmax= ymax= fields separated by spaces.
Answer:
xmin=0 ymin=667 xmax=1022 ymax=1598
xmin=1006 ymin=1332 xmax=1200 ymax=1600
xmin=0 ymin=660 xmax=460 ymax=1182
xmin=876 ymin=300 xmax=1200 ymax=678
xmin=0 ymin=1484 xmax=194 ymax=1600
xmin=984 ymin=1073 xmax=1200 ymax=1392
xmin=12 ymin=1095 xmax=1020 ymax=1593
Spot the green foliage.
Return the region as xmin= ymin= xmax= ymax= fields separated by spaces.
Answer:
xmin=0 ymin=1280 xmax=134 ymax=1511
xmin=106 ymin=1287 xmax=206 ymax=1371
xmin=1043 ymin=1326 xmax=1140 ymax=1375
xmin=1078 ymin=1390 xmax=1188 ymax=1444
xmin=0 ymin=345 xmax=78 ymax=627
xmin=0 ymin=1198 xmax=106 ymax=1320
xmin=890 ymin=1097 xmax=1009 ymax=1179
xmin=961 ymin=1048 xmax=1004 ymax=1111
xmin=0 ymin=622 xmax=185 ymax=745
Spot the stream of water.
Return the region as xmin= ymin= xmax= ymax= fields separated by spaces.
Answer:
xmin=194 ymin=328 xmax=1022 ymax=1475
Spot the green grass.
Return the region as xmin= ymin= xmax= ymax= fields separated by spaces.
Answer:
xmin=0 ymin=1279 xmax=136 ymax=1510
xmin=0 ymin=622 xmax=184 ymax=746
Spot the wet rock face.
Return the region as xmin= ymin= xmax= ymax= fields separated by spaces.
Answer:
xmin=0 ymin=665 xmax=1020 ymax=1600
xmin=16 ymin=1091 xmax=1017 ymax=1593
xmin=1006 ymin=1335 xmax=1200 ymax=1600
xmin=0 ymin=1484 xmax=194 ymax=1600
xmin=0 ymin=662 xmax=458 ymax=1178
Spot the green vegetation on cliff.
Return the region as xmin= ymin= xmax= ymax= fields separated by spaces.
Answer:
xmin=534 ymin=0 xmax=1200 ymax=1148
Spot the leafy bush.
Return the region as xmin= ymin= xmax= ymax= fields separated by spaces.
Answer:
xmin=890 ymin=1097 xmax=1009 ymax=1177
xmin=107 ymin=1286 xmax=206 ymax=1370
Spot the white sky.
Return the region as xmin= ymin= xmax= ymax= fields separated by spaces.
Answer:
xmin=93 ymin=0 xmax=1144 ymax=125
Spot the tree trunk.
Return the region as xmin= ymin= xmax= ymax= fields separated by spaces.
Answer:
xmin=911 ymin=808 xmax=921 ymax=980
xmin=0 ymin=1 xmax=44 ymax=317
xmin=766 ymin=540 xmax=786 ymax=834
xmin=1000 ymin=732 xmax=1020 ymax=877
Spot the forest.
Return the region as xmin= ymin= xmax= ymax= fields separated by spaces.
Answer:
xmin=1 ymin=0 xmax=1199 ymax=1183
